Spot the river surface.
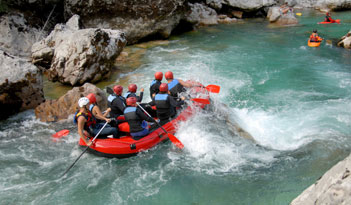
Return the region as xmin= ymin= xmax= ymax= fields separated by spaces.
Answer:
xmin=1 ymin=10 xmax=351 ymax=204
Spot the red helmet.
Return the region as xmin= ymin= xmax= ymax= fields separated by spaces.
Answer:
xmin=128 ymin=84 xmax=137 ymax=93
xmin=126 ymin=97 xmax=137 ymax=106
xmin=159 ymin=83 xmax=168 ymax=92
xmin=113 ymin=85 xmax=123 ymax=95
xmin=86 ymin=93 xmax=96 ymax=104
xmin=165 ymin=71 xmax=173 ymax=80
xmin=155 ymin=72 xmax=163 ymax=81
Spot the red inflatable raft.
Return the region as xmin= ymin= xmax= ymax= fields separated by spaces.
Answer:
xmin=79 ymin=86 xmax=210 ymax=158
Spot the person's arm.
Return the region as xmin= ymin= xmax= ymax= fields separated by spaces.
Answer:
xmin=137 ymin=108 xmax=154 ymax=122
xmin=77 ymin=117 xmax=92 ymax=146
xmin=138 ymin=88 xmax=144 ymax=102
xmin=178 ymin=79 xmax=194 ymax=88
xmin=103 ymin=107 xmax=111 ymax=117
xmin=92 ymin=106 xmax=111 ymax=122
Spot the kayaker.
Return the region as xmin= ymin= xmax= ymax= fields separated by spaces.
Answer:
xmin=309 ymin=30 xmax=323 ymax=42
xmin=74 ymin=97 xmax=118 ymax=145
xmin=150 ymin=71 xmax=163 ymax=98
xmin=325 ymin=12 xmax=333 ymax=22
xmin=108 ymin=85 xmax=126 ymax=119
xmin=124 ymin=97 xmax=154 ymax=140
xmin=154 ymin=83 xmax=185 ymax=125
xmin=124 ymin=84 xmax=144 ymax=102
xmin=165 ymin=71 xmax=196 ymax=98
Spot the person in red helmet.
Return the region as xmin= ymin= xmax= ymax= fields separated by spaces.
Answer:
xmin=325 ymin=12 xmax=333 ymax=22
xmin=154 ymin=83 xmax=185 ymax=125
xmin=165 ymin=71 xmax=196 ymax=98
xmin=124 ymin=97 xmax=154 ymax=140
xmin=149 ymin=71 xmax=163 ymax=98
xmin=107 ymin=85 xmax=126 ymax=119
xmin=124 ymin=83 xmax=144 ymax=102
xmin=86 ymin=93 xmax=111 ymax=123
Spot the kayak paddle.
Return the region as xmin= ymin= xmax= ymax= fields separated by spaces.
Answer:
xmin=191 ymin=98 xmax=210 ymax=104
xmin=136 ymin=103 xmax=184 ymax=149
xmin=205 ymin=85 xmax=220 ymax=93
xmin=52 ymin=129 xmax=70 ymax=138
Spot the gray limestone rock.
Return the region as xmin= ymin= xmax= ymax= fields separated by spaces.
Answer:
xmin=0 ymin=13 xmax=41 ymax=57
xmin=186 ymin=3 xmax=218 ymax=25
xmin=31 ymin=15 xmax=126 ymax=86
xmin=0 ymin=50 xmax=44 ymax=120
xmin=291 ymin=153 xmax=351 ymax=205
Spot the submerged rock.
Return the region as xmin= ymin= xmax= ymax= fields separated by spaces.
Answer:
xmin=291 ymin=153 xmax=351 ymax=205
xmin=0 ymin=50 xmax=44 ymax=120
xmin=35 ymin=83 xmax=107 ymax=122
xmin=31 ymin=15 xmax=126 ymax=86
xmin=337 ymin=30 xmax=351 ymax=49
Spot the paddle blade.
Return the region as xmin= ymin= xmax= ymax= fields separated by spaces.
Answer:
xmin=191 ymin=98 xmax=210 ymax=104
xmin=52 ymin=129 xmax=70 ymax=138
xmin=167 ymin=133 xmax=184 ymax=149
xmin=206 ymin=85 xmax=220 ymax=93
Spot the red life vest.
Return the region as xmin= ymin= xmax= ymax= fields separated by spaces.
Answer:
xmin=310 ymin=33 xmax=319 ymax=42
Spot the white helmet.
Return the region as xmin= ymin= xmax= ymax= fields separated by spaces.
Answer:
xmin=78 ymin=97 xmax=89 ymax=108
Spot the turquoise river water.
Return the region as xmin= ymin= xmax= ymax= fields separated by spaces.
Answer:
xmin=1 ymin=10 xmax=351 ymax=204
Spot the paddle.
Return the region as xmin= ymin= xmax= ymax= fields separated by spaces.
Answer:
xmin=205 ymin=84 xmax=220 ymax=93
xmin=191 ymin=98 xmax=210 ymax=104
xmin=52 ymin=129 xmax=70 ymax=138
xmin=136 ymin=103 xmax=184 ymax=149
xmin=61 ymin=121 xmax=108 ymax=177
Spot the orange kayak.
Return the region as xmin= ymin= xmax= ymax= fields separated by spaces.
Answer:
xmin=308 ymin=39 xmax=322 ymax=47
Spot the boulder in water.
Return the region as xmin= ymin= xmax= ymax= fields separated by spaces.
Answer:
xmin=267 ymin=6 xmax=298 ymax=26
xmin=186 ymin=3 xmax=218 ymax=26
xmin=337 ymin=30 xmax=351 ymax=49
xmin=291 ymin=153 xmax=351 ymax=204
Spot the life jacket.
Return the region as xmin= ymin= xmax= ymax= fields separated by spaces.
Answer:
xmin=155 ymin=93 xmax=174 ymax=121
xmin=310 ymin=33 xmax=319 ymax=42
xmin=124 ymin=92 xmax=137 ymax=99
xmin=150 ymin=79 xmax=161 ymax=98
xmin=74 ymin=110 xmax=96 ymax=131
xmin=124 ymin=107 xmax=145 ymax=133
xmin=168 ymin=79 xmax=184 ymax=98
xmin=108 ymin=94 xmax=126 ymax=117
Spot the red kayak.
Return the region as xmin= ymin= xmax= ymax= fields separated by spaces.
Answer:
xmin=318 ymin=19 xmax=340 ymax=24
xmin=79 ymin=86 xmax=210 ymax=158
